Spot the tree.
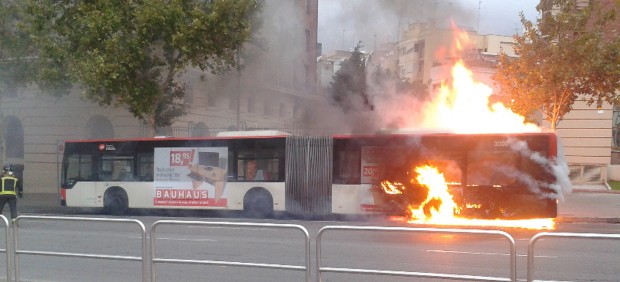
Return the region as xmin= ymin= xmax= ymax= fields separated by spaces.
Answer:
xmin=19 ymin=0 xmax=261 ymax=133
xmin=0 ymin=1 xmax=34 ymax=95
xmin=369 ymin=66 xmax=429 ymax=100
xmin=493 ymin=0 xmax=620 ymax=129
xmin=0 ymin=0 xmax=36 ymax=161
xmin=329 ymin=42 xmax=372 ymax=112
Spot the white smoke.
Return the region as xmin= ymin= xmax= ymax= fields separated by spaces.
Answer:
xmin=509 ymin=136 xmax=572 ymax=201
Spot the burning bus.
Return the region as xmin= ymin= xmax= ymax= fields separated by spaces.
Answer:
xmin=340 ymin=131 xmax=562 ymax=221
xmin=61 ymin=131 xmax=563 ymax=224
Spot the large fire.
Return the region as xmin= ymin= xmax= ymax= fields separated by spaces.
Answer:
xmin=420 ymin=60 xmax=541 ymax=134
xmin=382 ymin=29 xmax=555 ymax=230
xmin=382 ymin=167 xmax=555 ymax=230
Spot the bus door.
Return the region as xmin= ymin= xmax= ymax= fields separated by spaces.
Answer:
xmin=63 ymin=152 xmax=98 ymax=206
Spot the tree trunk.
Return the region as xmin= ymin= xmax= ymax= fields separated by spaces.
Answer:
xmin=0 ymin=96 xmax=4 ymax=163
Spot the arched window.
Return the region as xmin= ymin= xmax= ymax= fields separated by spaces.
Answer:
xmin=84 ymin=115 xmax=114 ymax=139
xmin=156 ymin=126 xmax=173 ymax=136
xmin=2 ymin=116 xmax=24 ymax=159
xmin=191 ymin=122 xmax=210 ymax=137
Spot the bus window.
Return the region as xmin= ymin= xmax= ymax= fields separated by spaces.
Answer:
xmin=66 ymin=153 xmax=94 ymax=181
xmin=467 ymin=151 xmax=518 ymax=186
xmin=334 ymin=150 xmax=360 ymax=184
xmin=520 ymin=150 xmax=549 ymax=181
xmin=100 ymin=156 xmax=134 ymax=181
xmin=237 ymin=151 xmax=279 ymax=181
xmin=138 ymin=152 xmax=154 ymax=181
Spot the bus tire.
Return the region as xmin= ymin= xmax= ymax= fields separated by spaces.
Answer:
xmin=243 ymin=187 xmax=273 ymax=218
xmin=104 ymin=188 xmax=128 ymax=215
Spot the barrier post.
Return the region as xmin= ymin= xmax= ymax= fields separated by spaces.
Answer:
xmin=527 ymin=232 xmax=620 ymax=282
xmin=317 ymin=225 xmax=516 ymax=282
xmin=12 ymin=215 xmax=147 ymax=282
xmin=150 ymin=220 xmax=311 ymax=282
xmin=0 ymin=215 xmax=9 ymax=282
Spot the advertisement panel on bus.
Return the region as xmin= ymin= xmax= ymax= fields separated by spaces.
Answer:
xmin=153 ymin=147 xmax=228 ymax=207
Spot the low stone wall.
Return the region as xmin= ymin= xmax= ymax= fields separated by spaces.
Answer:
xmin=607 ymin=165 xmax=620 ymax=181
xmin=569 ymin=164 xmax=606 ymax=184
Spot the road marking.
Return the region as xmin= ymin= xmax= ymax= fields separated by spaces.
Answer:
xmin=427 ymin=249 xmax=557 ymax=258
xmin=156 ymin=237 xmax=217 ymax=242
xmin=130 ymin=236 xmax=217 ymax=242
xmin=187 ymin=226 xmax=271 ymax=231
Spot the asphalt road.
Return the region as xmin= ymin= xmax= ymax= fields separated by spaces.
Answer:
xmin=1 ymin=189 xmax=619 ymax=281
xmin=3 ymin=214 xmax=620 ymax=282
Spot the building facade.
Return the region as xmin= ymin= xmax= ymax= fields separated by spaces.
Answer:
xmin=0 ymin=0 xmax=321 ymax=194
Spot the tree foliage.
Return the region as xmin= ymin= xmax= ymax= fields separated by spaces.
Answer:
xmin=329 ymin=42 xmax=430 ymax=116
xmin=369 ymin=66 xmax=429 ymax=100
xmin=493 ymin=0 xmax=620 ymax=129
xmin=0 ymin=0 xmax=35 ymax=96
xmin=18 ymin=0 xmax=261 ymax=131
xmin=329 ymin=43 xmax=372 ymax=112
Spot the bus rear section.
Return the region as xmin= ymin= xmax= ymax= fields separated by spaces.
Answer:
xmin=330 ymin=132 xmax=560 ymax=219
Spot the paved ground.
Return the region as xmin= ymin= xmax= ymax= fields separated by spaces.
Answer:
xmin=4 ymin=185 xmax=620 ymax=222
xmin=558 ymin=185 xmax=620 ymax=223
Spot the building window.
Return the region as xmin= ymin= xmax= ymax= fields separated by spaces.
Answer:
xmin=280 ymin=103 xmax=286 ymax=118
xmin=305 ymin=29 xmax=311 ymax=51
xmin=264 ymin=100 xmax=271 ymax=116
xmin=184 ymin=85 xmax=194 ymax=104
xmin=84 ymin=115 xmax=114 ymax=139
xmin=229 ymin=96 xmax=236 ymax=110
xmin=191 ymin=122 xmax=210 ymax=137
xmin=5 ymin=82 xmax=18 ymax=98
xmin=305 ymin=64 xmax=310 ymax=89
xmin=207 ymin=92 xmax=217 ymax=107
xmin=247 ymin=96 xmax=254 ymax=113
xmin=613 ymin=104 xmax=620 ymax=147
xmin=2 ymin=116 xmax=24 ymax=159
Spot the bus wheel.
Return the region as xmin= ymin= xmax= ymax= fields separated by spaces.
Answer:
xmin=104 ymin=188 xmax=128 ymax=215
xmin=243 ymin=188 xmax=273 ymax=218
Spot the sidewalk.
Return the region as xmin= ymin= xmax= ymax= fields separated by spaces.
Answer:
xmin=558 ymin=184 xmax=620 ymax=222
xmin=8 ymin=189 xmax=620 ymax=222
xmin=16 ymin=193 xmax=63 ymax=214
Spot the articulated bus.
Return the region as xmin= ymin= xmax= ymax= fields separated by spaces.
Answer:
xmin=60 ymin=130 xmax=560 ymax=219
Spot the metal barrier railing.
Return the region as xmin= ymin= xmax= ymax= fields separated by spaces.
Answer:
xmin=0 ymin=215 xmax=9 ymax=282
xmin=316 ymin=225 xmax=517 ymax=282
xmin=150 ymin=220 xmax=311 ymax=282
xmin=527 ymin=232 xmax=620 ymax=282
xmin=12 ymin=215 xmax=148 ymax=282
xmin=6 ymin=216 xmax=620 ymax=282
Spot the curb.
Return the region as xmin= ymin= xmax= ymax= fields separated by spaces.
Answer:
xmin=571 ymin=188 xmax=620 ymax=194
xmin=557 ymin=217 xmax=620 ymax=224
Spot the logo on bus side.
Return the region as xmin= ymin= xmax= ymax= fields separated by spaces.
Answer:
xmin=98 ymin=144 xmax=117 ymax=151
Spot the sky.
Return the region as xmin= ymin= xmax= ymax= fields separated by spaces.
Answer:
xmin=318 ymin=0 xmax=541 ymax=54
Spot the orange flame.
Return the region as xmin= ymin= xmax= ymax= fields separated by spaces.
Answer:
xmin=380 ymin=180 xmax=404 ymax=195
xmin=408 ymin=26 xmax=542 ymax=134
xmin=419 ymin=60 xmax=541 ymax=134
xmin=403 ymin=165 xmax=555 ymax=230
xmin=409 ymin=165 xmax=457 ymax=221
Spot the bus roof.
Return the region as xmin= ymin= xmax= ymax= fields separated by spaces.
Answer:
xmin=215 ymin=130 xmax=291 ymax=137
xmin=63 ymin=130 xmax=555 ymax=143
xmin=63 ymin=131 xmax=291 ymax=143
xmin=332 ymin=131 xmax=555 ymax=139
